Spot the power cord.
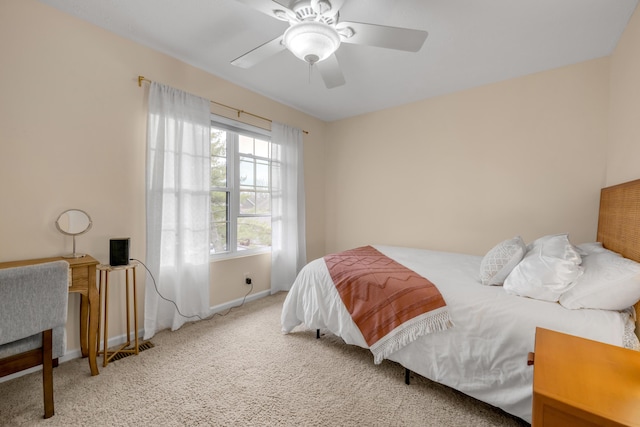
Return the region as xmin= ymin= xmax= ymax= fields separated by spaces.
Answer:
xmin=130 ymin=258 xmax=253 ymax=320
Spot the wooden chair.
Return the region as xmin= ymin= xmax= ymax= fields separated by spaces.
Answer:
xmin=0 ymin=261 xmax=69 ymax=418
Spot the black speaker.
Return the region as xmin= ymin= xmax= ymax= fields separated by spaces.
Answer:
xmin=110 ymin=238 xmax=130 ymax=266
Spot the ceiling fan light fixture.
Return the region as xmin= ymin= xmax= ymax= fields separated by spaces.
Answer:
xmin=283 ymin=21 xmax=341 ymax=65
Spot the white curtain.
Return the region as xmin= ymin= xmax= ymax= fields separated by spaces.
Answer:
xmin=144 ymin=82 xmax=211 ymax=339
xmin=271 ymin=122 xmax=307 ymax=293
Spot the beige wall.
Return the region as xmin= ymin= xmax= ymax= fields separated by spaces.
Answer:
xmin=325 ymin=58 xmax=610 ymax=255
xmin=608 ymin=6 xmax=640 ymax=186
xmin=0 ymin=0 xmax=326 ymax=355
xmin=1 ymin=0 xmax=638 ymax=361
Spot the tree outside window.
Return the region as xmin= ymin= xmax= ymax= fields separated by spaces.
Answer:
xmin=210 ymin=123 xmax=272 ymax=256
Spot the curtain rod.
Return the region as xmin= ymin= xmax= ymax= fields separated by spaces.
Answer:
xmin=137 ymin=76 xmax=308 ymax=135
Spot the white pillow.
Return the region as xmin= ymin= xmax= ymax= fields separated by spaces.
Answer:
xmin=559 ymin=249 xmax=640 ymax=310
xmin=526 ymin=234 xmax=583 ymax=266
xmin=576 ymin=242 xmax=608 ymax=255
xmin=479 ymin=236 xmax=526 ymax=285
xmin=503 ymin=234 xmax=583 ymax=301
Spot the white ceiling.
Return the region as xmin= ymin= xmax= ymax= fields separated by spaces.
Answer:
xmin=37 ymin=0 xmax=638 ymax=122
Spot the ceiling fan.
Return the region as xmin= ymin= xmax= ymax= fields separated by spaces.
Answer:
xmin=231 ymin=0 xmax=428 ymax=88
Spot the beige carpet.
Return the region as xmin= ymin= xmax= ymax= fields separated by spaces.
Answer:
xmin=0 ymin=292 xmax=529 ymax=426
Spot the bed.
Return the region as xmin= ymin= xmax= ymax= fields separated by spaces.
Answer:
xmin=281 ymin=179 xmax=640 ymax=423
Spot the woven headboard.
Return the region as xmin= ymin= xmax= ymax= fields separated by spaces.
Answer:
xmin=597 ymin=178 xmax=640 ymax=336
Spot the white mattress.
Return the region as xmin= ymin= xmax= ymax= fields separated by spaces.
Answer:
xmin=281 ymin=245 xmax=637 ymax=423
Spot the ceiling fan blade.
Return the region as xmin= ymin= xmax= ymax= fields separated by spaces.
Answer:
xmin=231 ymin=36 xmax=285 ymax=68
xmin=337 ymin=21 xmax=428 ymax=52
xmin=316 ymin=53 xmax=345 ymax=89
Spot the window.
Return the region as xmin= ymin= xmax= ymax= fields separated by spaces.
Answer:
xmin=210 ymin=116 xmax=272 ymax=257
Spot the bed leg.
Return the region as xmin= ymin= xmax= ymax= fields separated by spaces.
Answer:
xmin=405 ymin=368 xmax=411 ymax=385
xmin=316 ymin=329 xmax=320 ymax=339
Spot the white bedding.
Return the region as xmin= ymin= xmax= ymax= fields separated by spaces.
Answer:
xmin=281 ymin=245 xmax=638 ymax=423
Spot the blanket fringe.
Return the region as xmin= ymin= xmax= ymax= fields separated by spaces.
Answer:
xmin=370 ymin=308 xmax=454 ymax=364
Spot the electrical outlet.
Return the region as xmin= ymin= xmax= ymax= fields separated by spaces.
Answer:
xmin=244 ymin=272 xmax=252 ymax=285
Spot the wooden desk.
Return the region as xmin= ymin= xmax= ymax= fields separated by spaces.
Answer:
xmin=0 ymin=255 xmax=100 ymax=376
xmin=532 ymin=327 xmax=640 ymax=427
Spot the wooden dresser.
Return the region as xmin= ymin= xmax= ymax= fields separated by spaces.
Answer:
xmin=0 ymin=255 xmax=100 ymax=376
xmin=531 ymin=327 xmax=640 ymax=427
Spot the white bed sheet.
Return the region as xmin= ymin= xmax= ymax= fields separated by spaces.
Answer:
xmin=281 ymin=245 xmax=636 ymax=423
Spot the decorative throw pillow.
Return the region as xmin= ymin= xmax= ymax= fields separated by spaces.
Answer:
xmin=559 ymin=249 xmax=640 ymax=310
xmin=479 ymin=236 xmax=527 ymax=285
xmin=503 ymin=234 xmax=583 ymax=301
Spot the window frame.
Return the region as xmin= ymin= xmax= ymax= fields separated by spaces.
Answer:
xmin=210 ymin=114 xmax=272 ymax=260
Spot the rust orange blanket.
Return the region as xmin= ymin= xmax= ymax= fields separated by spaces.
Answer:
xmin=324 ymin=246 xmax=453 ymax=363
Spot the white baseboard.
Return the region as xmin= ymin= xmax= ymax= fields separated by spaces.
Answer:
xmin=209 ymin=289 xmax=271 ymax=314
xmin=0 ymin=290 xmax=271 ymax=383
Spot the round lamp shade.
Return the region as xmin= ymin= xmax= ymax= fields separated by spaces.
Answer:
xmin=283 ymin=21 xmax=341 ymax=64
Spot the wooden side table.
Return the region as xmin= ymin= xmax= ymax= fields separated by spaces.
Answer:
xmin=531 ymin=327 xmax=640 ymax=426
xmin=0 ymin=255 xmax=100 ymax=376
xmin=97 ymin=262 xmax=139 ymax=367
